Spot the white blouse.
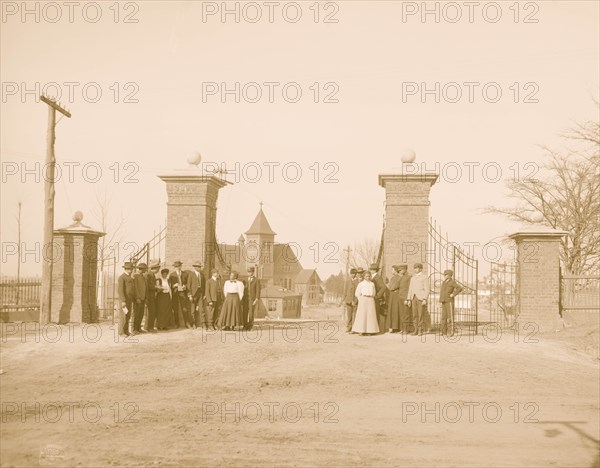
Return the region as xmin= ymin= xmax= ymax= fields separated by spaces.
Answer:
xmin=158 ymin=277 xmax=170 ymax=294
xmin=224 ymin=280 xmax=244 ymax=300
xmin=355 ymin=280 xmax=376 ymax=298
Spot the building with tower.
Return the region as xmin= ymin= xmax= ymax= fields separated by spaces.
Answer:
xmin=216 ymin=204 xmax=323 ymax=306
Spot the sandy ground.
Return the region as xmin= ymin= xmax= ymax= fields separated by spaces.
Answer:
xmin=1 ymin=309 xmax=599 ymax=468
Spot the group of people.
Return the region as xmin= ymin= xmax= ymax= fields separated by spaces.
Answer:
xmin=117 ymin=260 xmax=261 ymax=336
xmin=344 ymin=263 xmax=463 ymax=336
xmin=117 ymin=258 xmax=463 ymax=338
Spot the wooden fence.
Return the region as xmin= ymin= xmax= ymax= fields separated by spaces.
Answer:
xmin=0 ymin=277 xmax=41 ymax=322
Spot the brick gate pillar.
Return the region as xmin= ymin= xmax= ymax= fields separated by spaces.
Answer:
xmin=378 ymin=173 xmax=438 ymax=277
xmin=509 ymin=229 xmax=568 ymax=333
xmin=158 ymin=173 xmax=231 ymax=274
xmin=51 ymin=211 xmax=105 ymax=323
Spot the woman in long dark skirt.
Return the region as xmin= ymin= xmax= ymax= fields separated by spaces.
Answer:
xmin=217 ymin=271 xmax=245 ymax=330
xmin=155 ymin=268 xmax=172 ymax=330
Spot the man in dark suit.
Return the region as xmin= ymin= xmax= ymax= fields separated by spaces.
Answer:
xmin=343 ymin=268 xmax=359 ymax=333
xmin=133 ymin=263 xmax=148 ymax=334
xmin=187 ymin=260 xmax=206 ymax=329
xmin=118 ymin=261 xmax=136 ymax=336
xmin=205 ymin=269 xmax=220 ymax=330
xmin=145 ymin=260 xmax=160 ymax=333
xmin=240 ymin=271 xmax=249 ymax=329
xmin=386 ymin=265 xmax=402 ymax=333
xmin=439 ymin=269 xmax=463 ymax=336
xmin=370 ymin=263 xmax=388 ymax=334
xmin=396 ymin=265 xmax=412 ymax=334
xmin=169 ymin=260 xmax=191 ymax=328
xmin=243 ymin=266 xmax=260 ymax=331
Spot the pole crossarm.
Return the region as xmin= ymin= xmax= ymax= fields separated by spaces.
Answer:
xmin=40 ymin=95 xmax=72 ymax=118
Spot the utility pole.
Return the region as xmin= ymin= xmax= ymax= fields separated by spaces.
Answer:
xmin=343 ymin=245 xmax=351 ymax=279
xmin=39 ymin=95 xmax=71 ymax=324
xmin=340 ymin=245 xmax=351 ymax=310
xmin=16 ymin=201 xmax=22 ymax=304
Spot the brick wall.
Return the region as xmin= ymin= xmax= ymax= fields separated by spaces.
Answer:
xmin=50 ymin=235 xmax=66 ymax=323
xmin=379 ymin=174 xmax=437 ymax=277
xmin=82 ymin=235 xmax=100 ymax=323
xmin=513 ymin=235 xmax=563 ymax=333
xmin=161 ymin=176 xmax=230 ymax=274
xmin=51 ymin=232 xmax=102 ymax=323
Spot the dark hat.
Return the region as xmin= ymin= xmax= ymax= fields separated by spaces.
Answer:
xmin=413 ymin=263 xmax=423 ymax=269
xmin=350 ymin=268 xmax=357 ymax=274
xmin=247 ymin=266 xmax=255 ymax=272
xmin=160 ymin=267 xmax=169 ymax=274
xmin=443 ymin=269 xmax=454 ymax=276
xmin=123 ymin=262 xmax=134 ymax=269
xmin=369 ymin=263 xmax=379 ymax=271
xmin=392 ymin=264 xmax=400 ymax=271
xmin=356 ymin=268 xmax=365 ymax=274
xmin=137 ymin=262 xmax=147 ymax=270
xmin=173 ymin=260 xmax=182 ymax=267
xmin=149 ymin=260 xmax=160 ymax=269
xmin=399 ymin=264 xmax=408 ymax=270
xmin=192 ymin=260 xmax=202 ymax=267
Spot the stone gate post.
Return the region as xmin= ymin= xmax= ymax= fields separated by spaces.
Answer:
xmin=51 ymin=212 xmax=105 ymax=323
xmin=378 ymin=172 xmax=438 ymax=276
xmin=158 ymin=173 xmax=231 ymax=274
xmin=509 ymin=229 xmax=568 ymax=333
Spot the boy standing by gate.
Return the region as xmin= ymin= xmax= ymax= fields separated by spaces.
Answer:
xmin=439 ymin=269 xmax=463 ymax=336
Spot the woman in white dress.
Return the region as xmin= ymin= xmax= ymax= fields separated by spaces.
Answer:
xmin=217 ymin=271 xmax=245 ymax=330
xmin=352 ymin=270 xmax=380 ymax=335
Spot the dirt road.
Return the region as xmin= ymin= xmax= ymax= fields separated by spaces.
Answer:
xmin=1 ymin=317 xmax=598 ymax=467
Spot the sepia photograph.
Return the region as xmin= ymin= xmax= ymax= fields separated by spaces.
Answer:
xmin=1 ymin=1 xmax=599 ymax=467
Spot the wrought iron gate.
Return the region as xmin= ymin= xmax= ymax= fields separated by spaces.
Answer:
xmin=427 ymin=220 xmax=479 ymax=334
xmin=131 ymin=225 xmax=167 ymax=266
xmin=97 ymin=254 xmax=118 ymax=322
xmin=487 ymin=261 xmax=518 ymax=328
xmin=559 ymin=269 xmax=600 ymax=314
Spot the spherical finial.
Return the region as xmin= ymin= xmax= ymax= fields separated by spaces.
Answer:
xmin=400 ymin=149 xmax=416 ymax=163
xmin=532 ymin=212 xmax=544 ymax=223
xmin=73 ymin=211 xmax=84 ymax=223
xmin=187 ymin=151 xmax=202 ymax=166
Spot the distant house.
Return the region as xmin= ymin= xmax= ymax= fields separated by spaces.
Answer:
xmin=294 ymin=269 xmax=323 ymax=306
xmin=323 ymin=291 xmax=342 ymax=304
xmin=258 ymin=285 xmax=302 ymax=319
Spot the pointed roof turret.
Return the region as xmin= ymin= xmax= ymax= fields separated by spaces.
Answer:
xmin=245 ymin=204 xmax=276 ymax=236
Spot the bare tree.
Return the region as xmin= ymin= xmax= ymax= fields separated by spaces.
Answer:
xmin=351 ymin=238 xmax=380 ymax=269
xmin=93 ymin=190 xmax=126 ymax=316
xmin=563 ymin=98 xmax=600 ymax=149
xmin=324 ymin=271 xmax=345 ymax=297
xmin=487 ymin=112 xmax=600 ymax=275
xmin=93 ymin=190 xmax=125 ymax=269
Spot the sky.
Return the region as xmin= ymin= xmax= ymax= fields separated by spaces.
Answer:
xmin=1 ymin=0 xmax=599 ymax=279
